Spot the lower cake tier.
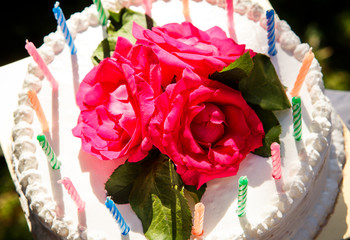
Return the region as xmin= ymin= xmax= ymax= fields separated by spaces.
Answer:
xmin=10 ymin=0 xmax=346 ymax=239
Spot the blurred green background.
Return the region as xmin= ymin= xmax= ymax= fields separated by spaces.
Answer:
xmin=0 ymin=0 xmax=350 ymax=239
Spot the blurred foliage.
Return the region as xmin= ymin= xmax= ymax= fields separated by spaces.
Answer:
xmin=0 ymin=153 xmax=32 ymax=240
xmin=270 ymin=0 xmax=350 ymax=91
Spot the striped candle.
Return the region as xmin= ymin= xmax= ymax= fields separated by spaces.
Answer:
xmin=290 ymin=49 xmax=315 ymax=97
xmin=236 ymin=176 xmax=248 ymax=217
xmin=271 ymin=142 xmax=281 ymax=179
xmin=58 ymin=177 xmax=85 ymax=211
xmin=27 ymin=90 xmax=49 ymax=133
xmin=52 ymin=2 xmax=77 ymax=55
xmin=226 ymin=0 xmax=237 ymax=42
xmin=266 ymin=9 xmax=277 ymax=56
xmin=105 ymin=197 xmax=130 ymax=235
xmin=92 ymin=0 xmax=108 ymax=26
xmin=191 ymin=202 xmax=205 ymax=237
xmin=25 ymin=40 xmax=58 ymax=90
xmin=37 ymin=134 xmax=61 ymax=169
xmin=143 ymin=0 xmax=152 ymax=16
xmin=292 ymin=96 xmax=302 ymax=141
xmin=182 ymin=0 xmax=191 ymax=22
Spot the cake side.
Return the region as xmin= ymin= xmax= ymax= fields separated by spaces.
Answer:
xmin=10 ymin=0 xmax=345 ymax=240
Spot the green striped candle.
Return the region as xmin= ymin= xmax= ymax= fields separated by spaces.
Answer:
xmin=292 ymin=96 xmax=302 ymax=141
xmin=37 ymin=135 xmax=61 ymax=169
xmin=236 ymin=176 xmax=248 ymax=217
xmin=92 ymin=0 xmax=108 ymax=26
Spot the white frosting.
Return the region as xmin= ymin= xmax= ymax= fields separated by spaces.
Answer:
xmin=10 ymin=0 xmax=345 ymax=239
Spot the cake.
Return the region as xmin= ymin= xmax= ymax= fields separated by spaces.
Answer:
xmin=10 ymin=0 xmax=346 ymax=239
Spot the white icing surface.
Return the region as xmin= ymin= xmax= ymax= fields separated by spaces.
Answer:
xmin=10 ymin=0 xmax=345 ymax=239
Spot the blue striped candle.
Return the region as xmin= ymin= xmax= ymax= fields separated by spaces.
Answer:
xmin=266 ymin=9 xmax=277 ymax=56
xmin=105 ymin=197 xmax=130 ymax=235
xmin=52 ymin=2 xmax=77 ymax=55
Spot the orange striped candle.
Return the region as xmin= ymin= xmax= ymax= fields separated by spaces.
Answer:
xmin=182 ymin=0 xmax=191 ymax=22
xmin=290 ymin=48 xmax=314 ymax=97
xmin=191 ymin=202 xmax=205 ymax=237
xmin=27 ymin=90 xmax=49 ymax=133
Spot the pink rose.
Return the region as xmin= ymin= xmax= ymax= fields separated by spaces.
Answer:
xmin=133 ymin=22 xmax=254 ymax=87
xmin=73 ymin=37 xmax=159 ymax=162
xmin=148 ymin=69 xmax=264 ymax=188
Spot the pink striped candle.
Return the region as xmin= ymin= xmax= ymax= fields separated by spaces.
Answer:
xmin=226 ymin=0 xmax=237 ymax=42
xmin=58 ymin=177 xmax=85 ymax=211
xmin=270 ymin=142 xmax=281 ymax=179
xmin=25 ymin=40 xmax=58 ymax=90
xmin=143 ymin=0 xmax=152 ymax=16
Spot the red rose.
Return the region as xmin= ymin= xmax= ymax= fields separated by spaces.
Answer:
xmin=148 ymin=69 xmax=264 ymax=188
xmin=73 ymin=37 xmax=159 ymax=162
xmin=133 ymin=22 xmax=254 ymax=87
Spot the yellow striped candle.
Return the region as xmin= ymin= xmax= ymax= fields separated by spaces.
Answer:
xmin=27 ymin=90 xmax=49 ymax=133
xmin=290 ymin=48 xmax=314 ymax=97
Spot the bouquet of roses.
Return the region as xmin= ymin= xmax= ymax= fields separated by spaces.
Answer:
xmin=72 ymin=8 xmax=290 ymax=240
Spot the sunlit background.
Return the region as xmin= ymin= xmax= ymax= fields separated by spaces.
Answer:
xmin=0 ymin=0 xmax=349 ymax=239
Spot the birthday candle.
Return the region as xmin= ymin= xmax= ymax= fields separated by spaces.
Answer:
xmin=92 ymin=0 xmax=108 ymax=26
xmin=192 ymin=202 xmax=205 ymax=237
xmin=236 ymin=176 xmax=248 ymax=217
xmin=27 ymin=90 xmax=49 ymax=133
xmin=271 ymin=142 xmax=281 ymax=179
xmin=58 ymin=177 xmax=85 ymax=211
xmin=226 ymin=0 xmax=237 ymax=42
xmin=182 ymin=0 xmax=191 ymax=22
xmin=143 ymin=0 xmax=152 ymax=16
xmin=105 ymin=197 xmax=130 ymax=235
xmin=292 ymin=96 xmax=302 ymax=141
xmin=25 ymin=40 xmax=58 ymax=90
xmin=266 ymin=9 xmax=277 ymax=56
xmin=37 ymin=134 xmax=61 ymax=170
xmin=290 ymin=49 xmax=315 ymax=97
xmin=52 ymin=2 xmax=77 ymax=55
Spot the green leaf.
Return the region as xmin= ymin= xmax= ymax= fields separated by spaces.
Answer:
xmin=184 ymin=184 xmax=207 ymax=203
xmin=250 ymin=104 xmax=282 ymax=157
xmin=239 ymin=54 xmax=291 ymax=111
xmin=209 ymin=51 xmax=254 ymax=87
xmin=129 ymin=155 xmax=192 ymax=240
xmin=105 ymin=150 xmax=193 ymax=240
xmin=105 ymin=158 xmax=144 ymax=204
xmin=108 ymin=8 xmax=154 ymax=43
xmin=91 ymin=37 xmax=117 ymax=66
xmin=91 ymin=8 xmax=156 ymax=65
xmin=145 ymin=190 xmax=191 ymax=240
